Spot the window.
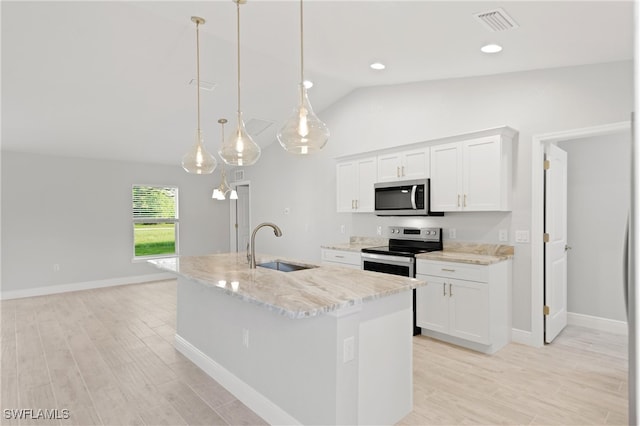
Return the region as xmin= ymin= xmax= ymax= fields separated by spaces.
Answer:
xmin=132 ymin=185 xmax=178 ymax=258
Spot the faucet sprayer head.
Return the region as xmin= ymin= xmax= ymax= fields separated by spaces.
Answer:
xmin=274 ymin=228 xmax=283 ymax=237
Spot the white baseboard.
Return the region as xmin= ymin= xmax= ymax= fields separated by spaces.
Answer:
xmin=0 ymin=273 xmax=175 ymax=300
xmin=568 ymin=312 xmax=628 ymax=335
xmin=174 ymin=334 xmax=301 ymax=426
xmin=511 ymin=328 xmax=537 ymax=347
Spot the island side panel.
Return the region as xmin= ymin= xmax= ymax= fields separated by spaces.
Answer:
xmin=175 ymin=276 xmax=414 ymax=425
xmin=175 ymin=277 xmax=340 ymax=425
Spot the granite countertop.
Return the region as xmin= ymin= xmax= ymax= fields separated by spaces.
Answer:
xmin=321 ymin=236 xmax=388 ymax=252
xmin=416 ymin=242 xmax=514 ymax=265
xmin=149 ymin=252 xmax=422 ymax=319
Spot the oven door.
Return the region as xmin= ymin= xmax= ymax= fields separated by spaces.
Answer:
xmin=361 ymin=252 xmax=420 ymax=336
xmin=361 ymin=253 xmax=415 ymax=277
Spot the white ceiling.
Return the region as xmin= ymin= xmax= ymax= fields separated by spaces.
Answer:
xmin=1 ymin=1 xmax=633 ymax=166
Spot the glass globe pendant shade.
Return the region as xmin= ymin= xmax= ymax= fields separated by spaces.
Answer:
xmin=277 ymin=84 xmax=329 ymax=155
xmin=182 ymin=129 xmax=217 ymax=174
xmin=219 ymin=112 xmax=261 ymax=166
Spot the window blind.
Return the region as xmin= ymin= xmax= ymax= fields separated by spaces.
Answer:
xmin=132 ymin=186 xmax=178 ymax=220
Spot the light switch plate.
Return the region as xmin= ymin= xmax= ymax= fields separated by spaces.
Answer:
xmin=449 ymin=228 xmax=456 ymax=239
xmin=498 ymin=229 xmax=508 ymax=242
xmin=515 ymin=230 xmax=530 ymax=243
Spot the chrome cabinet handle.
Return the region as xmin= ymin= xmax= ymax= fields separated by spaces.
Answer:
xmin=449 ymin=283 xmax=453 ymax=297
xmin=457 ymin=194 xmax=461 ymax=207
xmin=443 ymin=283 xmax=446 ymax=296
xmin=401 ymin=166 xmax=405 ymax=176
xmin=335 ymin=255 xmax=345 ymax=258
xmin=397 ymin=166 xmax=400 ymax=177
xmin=442 ymin=268 xmax=455 ymax=272
xmin=464 ymin=194 xmax=467 ymax=207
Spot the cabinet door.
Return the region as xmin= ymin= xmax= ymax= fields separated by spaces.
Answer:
xmin=402 ymin=148 xmax=429 ymax=180
xmin=336 ymin=161 xmax=356 ymax=212
xmin=377 ymin=153 xmax=402 ymax=182
xmin=463 ymin=136 xmax=502 ymax=211
xmin=448 ymin=279 xmax=490 ymax=344
xmin=416 ymin=276 xmax=449 ymax=333
xmin=356 ymin=157 xmax=377 ymax=212
xmin=430 ymin=142 xmax=461 ymax=211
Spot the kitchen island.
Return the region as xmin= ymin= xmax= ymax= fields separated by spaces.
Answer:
xmin=149 ymin=252 xmax=422 ymax=425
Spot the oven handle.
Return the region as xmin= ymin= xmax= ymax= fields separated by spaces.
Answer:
xmin=361 ymin=252 xmax=415 ymax=265
xmin=410 ymin=185 xmax=417 ymax=210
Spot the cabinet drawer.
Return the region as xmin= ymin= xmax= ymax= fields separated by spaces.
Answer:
xmin=416 ymin=260 xmax=488 ymax=282
xmin=321 ymin=249 xmax=362 ymax=267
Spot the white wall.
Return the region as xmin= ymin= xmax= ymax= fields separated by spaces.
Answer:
xmin=559 ymin=132 xmax=630 ymax=322
xmin=244 ymin=61 xmax=633 ymax=332
xmin=1 ymin=151 xmax=229 ymax=295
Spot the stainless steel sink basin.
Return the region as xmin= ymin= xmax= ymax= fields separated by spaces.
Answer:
xmin=257 ymin=260 xmax=317 ymax=272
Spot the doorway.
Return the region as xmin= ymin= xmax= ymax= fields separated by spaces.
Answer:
xmin=531 ymin=121 xmax=631 ymax=347
xmin=229 ymin=182 xmax=251 ymax=253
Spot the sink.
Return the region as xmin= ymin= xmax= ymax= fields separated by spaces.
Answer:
xmin=257 ymin=260 xmax=317 ymax=272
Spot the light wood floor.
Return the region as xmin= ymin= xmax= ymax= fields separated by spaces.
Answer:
xmin=1 ymin=280 xmax=628 ymax=425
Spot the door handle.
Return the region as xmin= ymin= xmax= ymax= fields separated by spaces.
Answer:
xmin=457 ymin=194 xmax=461 ymax=207
xmin=410 ymin=186 xmax=417 ymax=209
xmin=449 ymin=283 xmax=453 ymax=297
xmin=397 ymin=166 xmax=400 ymax=177
xmin=443 ymin=283 xmax=446 ymax=296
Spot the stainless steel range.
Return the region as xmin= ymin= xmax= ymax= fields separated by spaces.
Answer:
xmin=361 ymin=226 xmax=443 ymax=336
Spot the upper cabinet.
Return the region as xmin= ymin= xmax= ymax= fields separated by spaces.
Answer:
xmin=335 ymin=126 xmax=516 ymax=214
xmin=377 ymin=147 xmax=430 ymax=182
xmin=336 ymin=156 xmax=377 ymax=213
xmin=430 ymin=130 xmax=514 ymax=212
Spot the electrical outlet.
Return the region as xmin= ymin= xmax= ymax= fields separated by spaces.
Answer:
xmin=242 ymin=328 xmax=249 ymax=348
xmin=343 ymin=336 xmax=354 ymax=363
xmin=498 ymin=229 xmax=508 ymax=242
xmin=340 ymin=224 xmax=345 ymax=234
xmin=53 ymin=264 xmax=60 ymax=272
xmin=376 ymin=226 xmax=382 ymax=236
xmin=449 ymin=228 xmax=456 ymax=239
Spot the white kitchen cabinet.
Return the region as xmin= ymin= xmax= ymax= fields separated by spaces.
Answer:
xmin=430 ymin=131 xmax=513 ymax=212
xmin=336 ymin=156 xmax=377 ymax=213
xmin=377 ymin=147 xmax=429 ymax=182
xmin=321 ymin=248 xmax=362 ymax=269
xmin=416 ymin=259 xmax=510 ymax=354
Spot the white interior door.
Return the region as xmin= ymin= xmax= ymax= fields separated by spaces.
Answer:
xmin=235 ymin=184 xmax=251 ymax=253
xmin=544 ymin=144 xmax=568 ymax=343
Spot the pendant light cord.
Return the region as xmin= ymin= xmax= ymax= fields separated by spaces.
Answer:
xmin=196 ymin=20 xmax=202 ymax=131
xmin=300 ymin=0 xmax=304 ymax=85
xmin=236 ymin=0 xmax=242 ymax=116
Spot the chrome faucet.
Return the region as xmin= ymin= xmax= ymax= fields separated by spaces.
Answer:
xmin=248 ymin=222 xmax=283 ymax=268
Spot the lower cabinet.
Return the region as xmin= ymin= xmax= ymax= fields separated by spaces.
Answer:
xmin=416 ymin=259 xmax=510 ymax=354
xmin=321 ymin=249 xmax=362 ymax=269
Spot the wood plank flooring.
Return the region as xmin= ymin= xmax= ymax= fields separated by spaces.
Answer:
xmin=1 ymin=280 xmax=628 ymax=425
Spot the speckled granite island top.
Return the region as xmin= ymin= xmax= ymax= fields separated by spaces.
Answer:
xmin=149 ymin=252 xmax=422 ymax=319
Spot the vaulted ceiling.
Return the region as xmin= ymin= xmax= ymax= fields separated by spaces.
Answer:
xmin=2 ymin=1 xmax=633 ymax=165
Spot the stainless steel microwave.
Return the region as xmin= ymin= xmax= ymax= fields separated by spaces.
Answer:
xmin=374 ymin=178 xmax=444 ymax=216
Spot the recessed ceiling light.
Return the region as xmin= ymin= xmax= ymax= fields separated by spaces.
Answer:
xmin=480 ymin=43 xmax=503 ymax=54
xmin=303 ymin=80 xmax=313 ymax=89
xmin=370 ymin=62 xmax=386 ymax=70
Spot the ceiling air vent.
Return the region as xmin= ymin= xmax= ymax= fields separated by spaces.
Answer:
xmin=473 ymin=8 xmax=519 ymax=32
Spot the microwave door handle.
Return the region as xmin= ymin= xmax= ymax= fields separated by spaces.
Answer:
xmin=410 ymin=185 xmax=417 ymax=209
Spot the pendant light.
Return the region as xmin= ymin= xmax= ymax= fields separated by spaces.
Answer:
xmin=182 ymin=17 xmax=217 ymax=175
xmin=212 ymin=119 xmax=238 ymax=200
xmin=219 ymin=0 xmax=261 ymax=167
xmin=277 ymin=0 xmax=329 ymax=155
